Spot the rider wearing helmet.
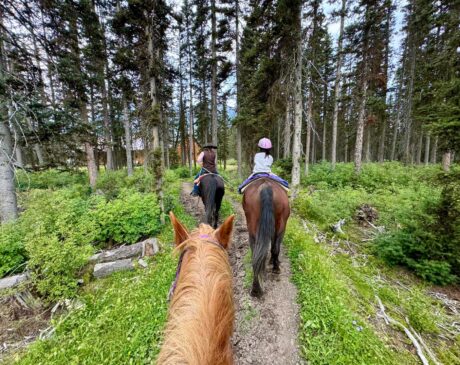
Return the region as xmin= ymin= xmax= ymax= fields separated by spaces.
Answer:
xmin=253 ymin=137 xmax=273 ymax=174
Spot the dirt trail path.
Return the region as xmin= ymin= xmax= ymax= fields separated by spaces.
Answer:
xmin=181 ymin=183 xmax=303 ymax=365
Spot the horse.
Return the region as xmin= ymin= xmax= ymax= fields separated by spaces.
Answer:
xmin=198 ymin=174 xmax=225 ymax=228
xmin=157 ymin=212 xmax=235 ymax=365
xmin=242 ymin=178 xmax=290 ymax=297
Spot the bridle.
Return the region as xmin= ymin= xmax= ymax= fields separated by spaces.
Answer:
xmin=168 ymin=234 xmax=226 ymax=301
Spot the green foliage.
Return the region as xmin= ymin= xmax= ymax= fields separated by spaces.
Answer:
xmin=91 ymin=189 xmax=161 ymax=245
xmin=295 ymin=162 xmax=458 ymax=284
xmin=0 ymin=223 xmax=27 ymax=277
xmin=16 ymin=169 xmax=87 ymax=191
xmin=96 ymin=169 xmax=153 ymax=198
xmin=174 ymin=166 xmax=191 ymax=178
xmin=285 ymin=217 xmax=414 ymax=365
xmin=272 ymin=158 xmax=293 ymax=180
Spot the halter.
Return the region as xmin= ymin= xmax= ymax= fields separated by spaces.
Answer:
xmin=168 ymin=234 xmax=226 ymax=301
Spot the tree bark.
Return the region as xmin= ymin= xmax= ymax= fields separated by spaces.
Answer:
xmin=235 ymin=0 xmax=242 ymax=179
xmin=364 ymin=125 xmax=371 ymax=162
xmin=210 ymin=0 xmax=218 ymax=146
xmin=378 ymin=120 xmax=386 ymax=162
xmin=0 ymin=119 xmax=18 ymax=222
xmin=354 ymin=79 xmax=368 ymax=174
xmin=424 ymin=134 xmax=430 ymax=165
xmin=331 ymin=0 xmax=346 ymax=169
xmin=430 ymin=136 xmax=438 ymax=163
xmin=283 ymin=99 xmax=292 ymax=158
xmin=186 ymin=5 xmax=195 ymax=176
xmin=305 ymin=94 xmax=312 ymax=174
xmin=416 ymin=132 xmax=423 ymax=164
xmin=123 ymin=96 xmax=133 ymax=176
xmin=442 ymin=151 xmax=451 ymax=172
xmin=290 ymin=7 xmax=303 ymax=199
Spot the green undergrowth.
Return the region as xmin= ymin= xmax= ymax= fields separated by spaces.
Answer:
xmin=285 ymin=216 xmax=418 ymax=365
xmin=296 ymin=162 xmax=459 ymax=284
xmin=10 ymin=177 xmax=196 ymax=365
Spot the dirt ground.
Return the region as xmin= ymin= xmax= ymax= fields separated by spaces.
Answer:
xmin=181 ymin=183 xmax=304 ymax=365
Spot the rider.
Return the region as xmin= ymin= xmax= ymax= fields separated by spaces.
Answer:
xmin=190 ymin=144 xmax=218 ymax=197
xmin=253 ymin=137 xmax=273 ymax=174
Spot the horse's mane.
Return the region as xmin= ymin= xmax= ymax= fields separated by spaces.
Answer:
xmin=157 ymin=224 xmax=234 ymax=365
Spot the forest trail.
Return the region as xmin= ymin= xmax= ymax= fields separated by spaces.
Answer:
xmin=181 ymin=183 xmax=303 ymax=365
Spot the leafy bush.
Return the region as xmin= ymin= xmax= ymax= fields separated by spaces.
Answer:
xmin=272 ymin=158 xmax=293 ymax=180
xmin=0 ymin=223 xmax=27 ymax=277
xmin=96 ymin=169 xmax=153 ymax=198
xmin=16 ymin=169 xmax=87 ymax=191
xmin=91 ymin=189 xmax=161 ymax=245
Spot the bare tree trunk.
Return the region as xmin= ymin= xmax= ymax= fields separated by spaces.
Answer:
xmin=235 ymin=0 xmax=242 ymax=179
xmin=416 ymin=132 xmax=423 ymax=164
xmin=123 ymin=97 xmax=133 ymax=176
xmin=442 ymin=151 xmax=451 ymax=172
xmin=424 ymin=134 xmax=430 ymax=165
xmin=364 ymin=126 xmax=371 ymax=162
xmin=290 ymin=8 xmax=303 ymax=199
xmin=378 ymin=120 xmax=386 ymax=162
xmin=283 ymin=100 xmax=292 ymax=158
xmin=0 ymin=119 xmax=18 ymax=222
xmin=186 ymin=10 xmax=194 ymax=176
xmin=331 ymin=0 xmax=346 ymax=169
xmin=305 ymin=94 xmax=312 ymax=174
xmin=404 ymin=43 xmax=416 ymax=164
xmin=430 ymin=136 xmax=438 ymax=163
xmin=354 ymin=80 xmax=368 ymax=174
xmin=210 ymin=0 xmax=218 ymax=146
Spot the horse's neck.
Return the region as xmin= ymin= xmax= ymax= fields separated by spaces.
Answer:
xmin=158 ymin=248 xmax=233 ymax=365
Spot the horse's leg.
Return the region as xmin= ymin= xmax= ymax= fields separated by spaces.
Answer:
xmin=271 ymin=230 xmax=284 ymax=274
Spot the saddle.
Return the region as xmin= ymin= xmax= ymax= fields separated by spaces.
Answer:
xmin=194 ymin=173 xmax=222 ymax=185
xmin=238 ymin=173 xmax=289 ymax=194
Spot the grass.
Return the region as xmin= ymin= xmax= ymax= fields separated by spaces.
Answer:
xmin=284 ymin=217 xmax=418 ymax=365
xmin=9 ymin=178 xmax=197 ymax=365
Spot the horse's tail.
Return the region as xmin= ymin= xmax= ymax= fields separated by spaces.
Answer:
xmin=253 ymin=186 xmax=275 ymax=281
xmin=204 ymin=176 xmax=217 ymax=224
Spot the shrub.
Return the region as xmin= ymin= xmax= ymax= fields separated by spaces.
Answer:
xmin=91 ymin=189 xmax=161 ymax=245
xmin=0 ymin=223 xmax=27 ymax=277
xmin=16 ymin=169 xmax=86 ymax=191
xmin=272 ymin=158 xmax=293 ymax=180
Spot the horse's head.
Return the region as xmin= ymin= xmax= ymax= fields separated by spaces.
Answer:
xmin=159 ymin=212 xmax=235 ymax=365
xmin=169 ymin=211 xmax=234 ymax=252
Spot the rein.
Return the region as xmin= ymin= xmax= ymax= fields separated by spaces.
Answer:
xmin=168 ymin=234 xmax=226 ymax=301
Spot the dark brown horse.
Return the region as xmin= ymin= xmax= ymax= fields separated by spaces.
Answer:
xmin=199 ymin=174 xmax=225 ymax=229
xmin=242 ymin=178 xmax=290 ymax=297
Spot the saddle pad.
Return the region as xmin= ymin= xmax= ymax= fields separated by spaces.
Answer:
xmin=240 ymin=177 xmax=290 ymax=194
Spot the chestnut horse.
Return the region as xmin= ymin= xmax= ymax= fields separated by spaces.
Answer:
xmin=199 ymin=174 xmax=225 ymax=229
xmin=157 ymin=212 xmax=235 ymax=365
xmin=242 ymin=178 xmax=290 ymax=297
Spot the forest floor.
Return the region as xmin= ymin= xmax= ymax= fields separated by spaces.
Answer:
xmin=181 ymin=182 xmax=303 ymax=365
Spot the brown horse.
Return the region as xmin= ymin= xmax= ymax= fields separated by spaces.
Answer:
xmin=242 ymin=178 xmax=290 ymax=297
xmin=157 ymin=212 xmax=235 ymax=365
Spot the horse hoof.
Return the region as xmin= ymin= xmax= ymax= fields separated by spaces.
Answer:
xmin=272 ymin=267 xmax=281 ymax=274
xmin=250 ymin=286 xmax=263 ymax=298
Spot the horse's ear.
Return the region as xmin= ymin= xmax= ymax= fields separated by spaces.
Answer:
xmin=170 ymin=212 xmax=190 ymax=246
xmin=214 ymin=215 xmax=235 ymax=249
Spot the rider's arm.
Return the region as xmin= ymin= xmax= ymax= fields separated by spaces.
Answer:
xmin=197 ymin=152 xmax=204 ymax=167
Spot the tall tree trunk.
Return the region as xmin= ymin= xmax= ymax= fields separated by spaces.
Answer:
xmin=321 ymin=82 xmax=327 ymax=162
xmin=424 ymin=134 xmax=430 ymax=165
xmin=364 ymin=126 xmax=371 ymax=162
xmin=430 ymin=136 xmax=438 ymax=163
xmin=235 ymin=0 xmax=242 ymax=179
xmin=305 ymin=95 xmax=312 ymax=174
xmin=123 ymin=96 xmax=133 ymax=176
xmin=403 ymin=39 xmax=416 ymax=164
xmin=354 ymin=80 xmax=368 ymax=174
xmin=290 ymin=6 xmax=303 ymax=199
xmin=186 ymin=8 xmax=195 ymax=176
xmin=331 ymin=0 xmax=346 ymax=169
xmin=442 ymin=151 xmax=451 ymax=172
xmin=416 ymin=132 xmax=423 ymax=164
xmin=378 ymin=120 xmax=386 ymax=162
xmin=210 ymin=0 xmax=218 ymax=145
xmin=283 ymin=99 xmax=292 ymax=158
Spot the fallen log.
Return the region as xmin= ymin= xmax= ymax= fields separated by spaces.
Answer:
xmin=0 ymin=273 xmax=29 ymax=290
xmin=93 ymin=259 xmax=135 ymax=278
xmin=90 ymin=238 xmax=159 ymax=263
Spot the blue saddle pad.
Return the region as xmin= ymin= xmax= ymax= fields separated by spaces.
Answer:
xmin=238 ymin=173 xmax=289 ymax=194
